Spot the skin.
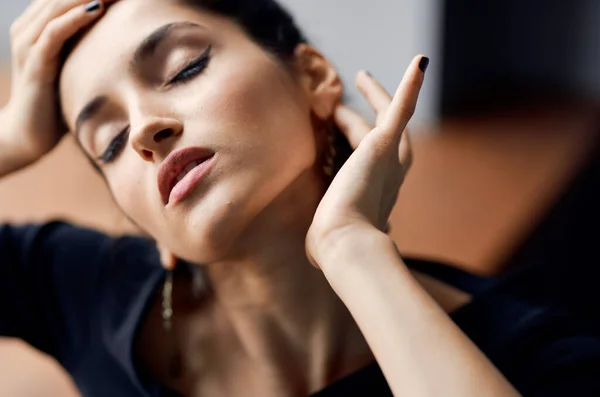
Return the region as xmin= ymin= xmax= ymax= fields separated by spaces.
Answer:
xmin=60 ymin=0 xmax=344 ymax=267
xmin=58 ymin=0 xmax=372 ymax=395
xmin=1 ymin=0 xmax=520 ymax=396
xmin=0 ymin=339 xmax=80 ymax=397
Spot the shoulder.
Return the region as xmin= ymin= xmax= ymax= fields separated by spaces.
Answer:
xmin=1 ymin=221 xmax=162 ymax=299
xmin=0 ymin=221 xmax=163 ymax=359
xmin=0 ymin=220 xmax=158 ymax=275
xmin=1 ymin=221 xmax=113 ymax=265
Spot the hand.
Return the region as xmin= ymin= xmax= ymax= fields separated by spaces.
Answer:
xmin=306 ymin=55 xmax=428 ymax=268
xmin=1 ymin=0 xmax=116 ymax=164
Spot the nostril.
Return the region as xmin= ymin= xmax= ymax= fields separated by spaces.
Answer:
xmin=154 ymin=128 xmax=173 ymax=143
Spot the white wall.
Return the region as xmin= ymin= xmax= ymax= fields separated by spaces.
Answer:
xmin=278 ymin=0 xmax=442 ymax=125
xmin=0 ymin=0 xmax=443 ymax=125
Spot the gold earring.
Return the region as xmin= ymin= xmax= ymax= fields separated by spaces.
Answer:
xmin=322 ymin=121 xmax=337 ymax=178
xmin=162 ymin=268 xmax=182 ymax=379
xmin=162 ymin=270 xmax=174 ymax=332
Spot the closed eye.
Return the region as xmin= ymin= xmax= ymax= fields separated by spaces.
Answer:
xmin=168 ymin=45 xmax=212 ymax=85
xmin=97 ymin=127 xmax=129 ymax=164
xmin=95 ymin=47 xmax=211 ymax=164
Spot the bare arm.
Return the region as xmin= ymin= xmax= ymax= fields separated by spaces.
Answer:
xmin=306 ymin=56 xmax=519 ymax=396
xmin=0 ymin=1 xmax=118 ymax=396
xmin=0 ymin=0 xmax=118 ymax=179
xmin=0 ymin=108 xmax=35 ymax=176
xmin=320 ymin=228 xmax=520 ymax=397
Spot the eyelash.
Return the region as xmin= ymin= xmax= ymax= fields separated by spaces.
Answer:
xmin=98 ymin=46 xmax=213 ymax=164
xmin=168 ymin=45 xmax=212 ymax=85
xmin=97 ymin=126 xmax=129 ymax=164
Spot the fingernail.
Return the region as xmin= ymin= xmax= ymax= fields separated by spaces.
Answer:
xmin=365 ymin=70 xmax=372 ymax=77
xmin=419 ymin=57 xmax=430 ymax=73
xmin=84 ymin=0 xmax=101 ymax=13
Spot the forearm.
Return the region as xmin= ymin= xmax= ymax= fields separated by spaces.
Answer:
xmin=0 ymin=108 xmax=33 ymax=177
xmin=320 ymin=228 xmax=520 ymax=397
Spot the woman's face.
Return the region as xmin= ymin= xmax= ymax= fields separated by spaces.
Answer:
xmin=60 ymin=0 xmax=334 ymax=264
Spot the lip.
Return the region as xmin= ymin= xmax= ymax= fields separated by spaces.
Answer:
xmin=157 ymin=147 xmax=216 ymax=206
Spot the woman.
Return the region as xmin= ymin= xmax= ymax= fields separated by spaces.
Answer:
xmin=1 ymin=0 xmax=599 ymax=396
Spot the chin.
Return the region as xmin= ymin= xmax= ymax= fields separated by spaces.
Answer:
xmin=167 ymin=163 xmax=310 ymax=264
xmin=172 ymin=194 xmax=255 ymax=264
xmin=172 ymin=218 xmax=239 ymax=265
xmin=178 ymin=237 xmax=235 ymax=265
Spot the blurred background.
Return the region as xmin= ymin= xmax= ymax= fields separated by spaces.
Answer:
xmin=1 ymin=0 xmax=600 ymax=393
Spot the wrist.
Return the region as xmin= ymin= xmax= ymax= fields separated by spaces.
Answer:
xmin=316 ymin=225 xmax=395 ymax=276
xmin=0 ymin=107 xmax=37 ymax=168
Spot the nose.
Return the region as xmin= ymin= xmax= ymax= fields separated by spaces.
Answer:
xmin=130 ymin=115 xmax=184 ymax=162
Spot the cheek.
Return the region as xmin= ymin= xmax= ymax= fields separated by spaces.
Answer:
xmin=105 ymin=161 xmax=157 ymax=230
xmin=201 ymin=60 xmax=318 ymax=171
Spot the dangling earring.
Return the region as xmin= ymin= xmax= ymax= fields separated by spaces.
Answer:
xmin=162 ymin=266 xmax=183 ymax=379
xmin=322 ymin=120 xmax=337 ymax=179
xmin=162 ymin=269 xmax=174 ymax=332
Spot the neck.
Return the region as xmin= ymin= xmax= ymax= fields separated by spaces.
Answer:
xmin=202 ymin=171 xmax=374 ymax=393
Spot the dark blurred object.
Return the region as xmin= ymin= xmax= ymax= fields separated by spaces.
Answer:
xmin=434 ymin=0 xmax=600 ymax=328
xmin=442 ymin=0 xmax=600 ymax=116
xmin=496 ymin=126 xmax=600 ymax=333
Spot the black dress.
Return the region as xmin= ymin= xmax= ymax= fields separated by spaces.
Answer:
xmin=1 ymin=222 xmax=600 ymax=396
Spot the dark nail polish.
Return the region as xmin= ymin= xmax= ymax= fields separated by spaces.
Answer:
xmin=419 ymin=57 xmax=430 ymax=73
xmin=85 ymin=0 xmax=101 ymax=13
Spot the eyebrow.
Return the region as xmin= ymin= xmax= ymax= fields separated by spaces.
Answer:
xmin=131 ymin=21 xmax=204 ymax=69
xmin=74 ymin=21 xmax=205 ymax=136
xmin=74 ymin=95 xmax=107 ymax=137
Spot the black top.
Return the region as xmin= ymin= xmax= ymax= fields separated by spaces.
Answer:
xmin=1 ymin=222 xmax=600 ymax=397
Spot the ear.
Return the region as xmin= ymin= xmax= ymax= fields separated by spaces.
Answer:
xmin=294 ymin=44 xmax=343 ymax=120
xmin=156 ymin=243 xmax=178 ymax=271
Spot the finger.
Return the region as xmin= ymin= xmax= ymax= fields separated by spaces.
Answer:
xmin=11 ymin=0 xmax=50 ymax=35
xmin=27 ymin=2 xmax=105 ymax=79
xmin=23 ymin=0 xmax=110 ymax=46
xmin=333 ymin=104 xmax=372 ymax=149
xmin=398 ymin=129 xmax=413 ymax=171
xmin=355 ymin=70 xmax=393 ymax=126
xmin=10 ymin=0 xmax=53 ymax=67
xmin=380 ymin=55 xmax=428 ymax=140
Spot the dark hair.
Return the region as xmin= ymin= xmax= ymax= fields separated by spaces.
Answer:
xmin=178 ymin=0 xmax=307 ymax=62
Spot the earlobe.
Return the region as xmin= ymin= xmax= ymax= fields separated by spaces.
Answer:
xmin=157 ymin=243 xmax=178 ymax=270
xmin=313 ymin=82 xmax=343 ymax=120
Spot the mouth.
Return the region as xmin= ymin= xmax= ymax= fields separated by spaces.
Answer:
xmin=158 ymin=147 xmax=216 ymax=206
